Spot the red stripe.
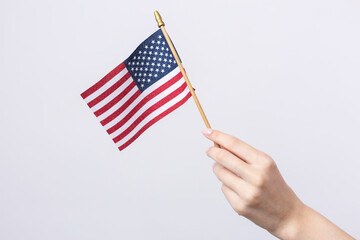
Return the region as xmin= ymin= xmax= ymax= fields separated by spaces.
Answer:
xmin=81 ymin=63 xmax=125 ymax=99
xmin=100 ymin=90 xmax=141 ymax=126
xmin=112 ymin=82 xmax=188 ymax=143
xmin=106 ymin=71 xmax=183 ymax=134
xmin=118 ymin=92 xmax=192 ymax=151
xmin=88 ymin=71 xmax=131 ymax=108
xmin=94 ymin=81 xmax=137 ymax=117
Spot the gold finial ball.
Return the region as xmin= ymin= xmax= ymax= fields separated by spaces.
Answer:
xmin=154 ymin=10 xmax=165 ymax=27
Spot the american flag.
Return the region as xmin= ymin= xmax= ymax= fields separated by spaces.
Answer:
xmin=81 ymin=29 xmax=192 ymax=151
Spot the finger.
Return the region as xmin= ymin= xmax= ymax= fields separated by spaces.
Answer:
xmin=202 ymin=128 xmax=259 ymax=163
xmin=213 ymin=163 xmax=251 ymax=199
xmin=221 ymin=184 xmax=247 ymax=215
xmin=221 ymin=183 xmax=241 ymax=203
xmin=207 ymin=146 xmax=252 ymax=181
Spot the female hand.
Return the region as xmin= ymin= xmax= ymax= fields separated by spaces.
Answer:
xmin=203 ymin=128 xmax=354 ymax=240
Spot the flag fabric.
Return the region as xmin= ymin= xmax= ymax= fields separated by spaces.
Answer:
xmin=81 ymin=29 xmax=192 ymax=151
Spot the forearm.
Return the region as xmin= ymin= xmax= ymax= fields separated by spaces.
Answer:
xmin=275 ymin=203 xmax=355 ymax=240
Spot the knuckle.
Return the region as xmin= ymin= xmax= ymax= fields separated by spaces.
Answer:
xmin=221 ymin=184 xmax=227 ymax=194
xmin=227 ymin=136 xmax=239 ymax=149
xmin=215 ymin=167 xmax=226 ymax=179
xmin=259 ymin=152 xmax=275 ymax=170
xmin=244 ymin=188 xmax=261 ymax=206
xmin=214 ymin=149 xmax=227 ymax=162
xmin=234 ymin=203 xmax=248 ymax=216
xmin=233 ymin=166 xmax=243 ymax=177
xmin=213 ymin=164 xmax=222 ymax=175
xmin=253 ymin=173 xmax=266 ymax=188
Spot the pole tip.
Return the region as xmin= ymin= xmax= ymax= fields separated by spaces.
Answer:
xmin=154 ymin=10 xmax=165 ymax=28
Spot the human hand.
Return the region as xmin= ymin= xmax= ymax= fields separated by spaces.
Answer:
xmin=203 ymin=128 xmax=354 ymax=240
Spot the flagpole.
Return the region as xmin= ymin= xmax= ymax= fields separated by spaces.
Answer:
xmin=154 ymin=10 xmax=219 ymax=148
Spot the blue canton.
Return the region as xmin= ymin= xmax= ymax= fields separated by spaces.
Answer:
xmin=124 ymin=29 xmax=178 ymax=92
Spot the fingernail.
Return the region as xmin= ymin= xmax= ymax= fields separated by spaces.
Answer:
xmin=202 ymin=128 xmax=213 ymax=136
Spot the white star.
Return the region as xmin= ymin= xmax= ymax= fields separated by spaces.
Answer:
xmin=141 ymin=84 xmax=144 ymax=87
xmin=136 ymin=62 xmax=139 ymax=65
xmin=168 ymin=64 xmax=171 ymax=68
xmin=161 ymin=47 xmax=164 ymax=50
xmin=131 ymin=67 xmax=134 ymax=70
xmin=147 ymin=79 xmax=151 ymax=82
xmin=158 ymin=35 xmax=162 ymax=39
xmin=157 ymin=40 xmax=161 ymax=44
xmin=154 ymin=52 xmax=158 ymax=55
xmin=149 ymin=51 xmax=152 ymax=55
xmin=161 ymin=69 xmax=165 ymax=73
xmin=138 ymin=79 xmax=141 ymax=82
xmin=142 ymin=56 xmax=145 ymax=60
xmin=134 ymin=73 xmax=137 ymax=76
xmin=150 ymin=68 xmax=153 ymax=71
xmin=144 ymin=73 xmax=147 ymax=76
xmin=155 ymin=46 xmax=159 ymax=50
xmin=156 ymin=68 xmax=159 ymax=72
xmin=164 ymin=59 xmax=167 ymax=62
xmin=146 ymin=62 xmax=149 ymax=66
xmin=135 ymin=67 xmax=138 ymax=70
xmin=150 ymin=46 xmax=154 ymax=49
xmin=145 ymin=67 xmax=148 ymax=71
xmin=142 ymin=79 xmax=145 ymax=82
xmin=139 ymin=73 xmax=142 ymax=76
xmin=166 ymin=48 xmax=169 ymax=51
xmin=158 ymin=58 xmax=162 ymax=61
xmin=160 ymin=52 xmax=163 ymax=56
xmin=151 ymin=40 xmax=155 ymax=44
xmin=143 ymin=51 xmax=147 ymax=54
xmin=157 ymin=63 xmax=161 ymax=66
xmin=154 ymin=74 xmax=158 ymax=77
xmin=162 ymin=41 xmax=165 ymax=45
xmin=137 ymin=56 xmax=141 ymax=59
xmin=145 ymin=45 xmax=148 ymax=49
xmin=139 ymin=51 xmax=142 ymax=54
xmin=147 ymin=57 xmax=151 ymax=60
xmin=162 ymin=64 xmax=166 ymax=67
xmin=165 ymin=53 xmax=168 ymax=57
xmin=141 ymin=62 xmax=144 ymax=65
xmin=140 ymin=67 xmax=143 ymax=71
xmin=153 ymin=57 xmax=156 ymax=60
xmin=151 ymin=63 xmax=155 ymax=66
xmin=149 ymin=73 xmax=152 ymax=76
xmin=169 ymin=59 xmax=172 ymax=63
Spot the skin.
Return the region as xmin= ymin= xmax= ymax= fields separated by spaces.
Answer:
xmin=202 ymin=128 xmax=355 ymax=240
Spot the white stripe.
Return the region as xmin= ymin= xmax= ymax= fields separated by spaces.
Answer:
xmin=108 ymin=77 xmax=186 ymax=137
xmin=115 ymin=88 xmax=190 ymax=147
xmin=96 ymin=86 xmax=138 ymax=120
xmin=103 ymin=67 xmax=181 ymax=128
xmin=90 ymin=77 xmax=133 ymax=112
xmin=84 ymin=67 xmax=128 ymax=103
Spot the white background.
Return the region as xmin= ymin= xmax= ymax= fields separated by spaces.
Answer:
xmin=1 ymin=0 xmax=359 ymax=239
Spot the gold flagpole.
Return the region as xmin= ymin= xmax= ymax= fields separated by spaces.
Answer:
xmin=154 ymin=10 xmax=219 ymax=148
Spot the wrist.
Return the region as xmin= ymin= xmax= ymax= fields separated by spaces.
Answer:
xmin=272 ymin=200 xmax=309 ymax=240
